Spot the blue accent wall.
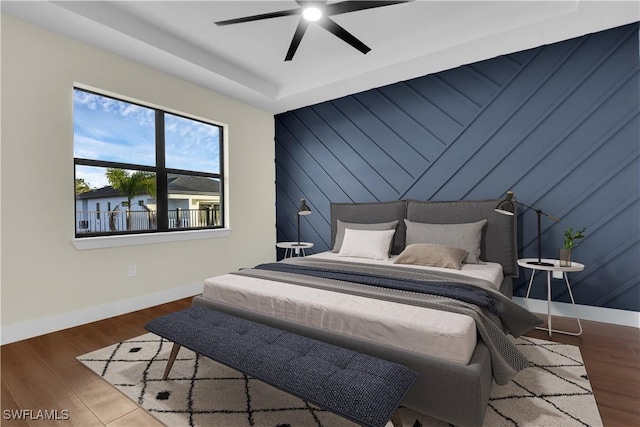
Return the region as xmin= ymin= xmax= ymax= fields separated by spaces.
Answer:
xmin=275 ymin=23 xmax=640 ymax=312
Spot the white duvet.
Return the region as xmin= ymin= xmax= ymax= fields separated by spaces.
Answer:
xmin=202 ymin=252 xmax=504 ymax=365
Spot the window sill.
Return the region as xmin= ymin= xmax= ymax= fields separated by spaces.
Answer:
xmin=71 ymin=228 xmax=231 ymax=250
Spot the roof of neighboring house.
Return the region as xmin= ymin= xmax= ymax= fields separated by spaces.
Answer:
xmin=76 ymin=174 xmax=220 ymax=200
xmin=166 ymin=175 xmax=220 ymax=195
xmin=76 ymin=186 xmax=121 ymax=199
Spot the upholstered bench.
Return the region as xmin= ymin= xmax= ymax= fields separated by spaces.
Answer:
xmin=145 ymin=306 xmax=417 ymax=427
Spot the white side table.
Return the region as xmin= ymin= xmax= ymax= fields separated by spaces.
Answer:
xmin=276 ymin=242 xmax=314 ymax=258
xmin=518 ymin=258 xmax=584 ymax=337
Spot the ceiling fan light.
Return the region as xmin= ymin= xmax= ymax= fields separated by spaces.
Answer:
xmin=302 ymin=7 xmax=322 ymax=22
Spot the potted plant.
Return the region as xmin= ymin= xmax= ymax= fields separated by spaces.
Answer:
xmin=560 ymin=227 xmax=586 ymax=266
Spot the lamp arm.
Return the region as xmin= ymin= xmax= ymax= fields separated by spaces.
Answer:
xmin=545 ymin=213 xmax=561 ymax=222
xmin=513 ymin=200 xmax=560 ymax=222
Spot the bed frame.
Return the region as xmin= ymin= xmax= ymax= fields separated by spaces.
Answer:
xmin=193 ymin=198 xmax=518 ymax=427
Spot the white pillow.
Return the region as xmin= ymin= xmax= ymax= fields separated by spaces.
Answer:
xmin=338 ymin=228 xmax=396 ymax=260
xmin=332 ymin=219 xmax=399 ymax=252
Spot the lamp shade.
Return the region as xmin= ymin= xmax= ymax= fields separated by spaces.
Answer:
xmin=495 ymin=191 xmax=515 ymax=216
xmin=297 ymin=199 xmax=312 ymax=216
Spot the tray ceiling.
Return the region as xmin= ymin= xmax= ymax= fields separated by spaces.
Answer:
xmin=3 ymin=1 xmax=638 ymax=113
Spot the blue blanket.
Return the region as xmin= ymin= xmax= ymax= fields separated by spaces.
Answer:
xmin=253 ymin=262 xmax=498 ymax=315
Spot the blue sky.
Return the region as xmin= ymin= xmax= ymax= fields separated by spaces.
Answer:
xmin=74 ymin=89 xmax=220 ymax=189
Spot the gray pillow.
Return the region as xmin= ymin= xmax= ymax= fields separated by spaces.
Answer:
xmin=406 ymin=199 xmax=517 ymax=276
xmin=332 ymin=220 xmax=399 ymax=253
xmin=404 ymin=219 xmax=487 ymax=264
xmin=393 ymin=244 xmax=469 ymax=270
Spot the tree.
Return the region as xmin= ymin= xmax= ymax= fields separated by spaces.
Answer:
xmin=75 ymin=178 xmax=91 ymax=194
xmin=106 ymin=169 xmax=156 ymax=230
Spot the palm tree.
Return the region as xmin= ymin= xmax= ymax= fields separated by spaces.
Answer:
xmin=75 ymin=178 xmax=91 ymax=194
xmin=106 ymin=169 xmax=156 ymax=230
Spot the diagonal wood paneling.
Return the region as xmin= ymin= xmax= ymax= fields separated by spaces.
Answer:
xmin=275 ymin=23 xmax=640 ymax=312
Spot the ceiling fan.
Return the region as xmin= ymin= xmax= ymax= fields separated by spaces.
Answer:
xmin=215 ymin=1 xmax=414 ymax=61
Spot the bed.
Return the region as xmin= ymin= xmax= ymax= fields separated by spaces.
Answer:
xmin=193 ymin=199 xmax=541 ymax=427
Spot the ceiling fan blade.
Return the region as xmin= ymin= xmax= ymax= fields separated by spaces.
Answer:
xmin=325 ymin=0 xmax=414 ymax=16
xmin=285 ymin=20 xmax=310 ymax=61
xmin=215 ymin=8 xmax=300 ymax=26
xmin=295 ymin=0 xmax=328 ymax=6
xmin=317 ymin=17 xmax=370 ymax=54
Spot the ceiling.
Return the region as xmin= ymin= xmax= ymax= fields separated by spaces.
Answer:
xmin=2 ymin=1 xmax=638 ymax=113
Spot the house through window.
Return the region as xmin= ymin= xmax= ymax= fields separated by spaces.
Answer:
xmin=73 ymin=87 xmax=224 ymax=237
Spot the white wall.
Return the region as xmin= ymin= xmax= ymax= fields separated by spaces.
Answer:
xmin=0 ymin=15 xmax=276 ymax=342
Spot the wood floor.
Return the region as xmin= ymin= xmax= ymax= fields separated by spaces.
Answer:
xmin=1 ymin=298 xmax=638 ymax=426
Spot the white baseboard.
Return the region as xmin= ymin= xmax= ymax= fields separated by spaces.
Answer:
xmin=1 ymin=283 xmax=203 ymax=345
xmin=513 ymin=297 xmax=640 ymax=329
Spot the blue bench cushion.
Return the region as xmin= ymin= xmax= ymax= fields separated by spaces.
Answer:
xmin=145 ymin=306 xmax=417 ymax=427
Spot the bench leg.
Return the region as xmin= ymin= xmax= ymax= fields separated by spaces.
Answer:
xmin=390 ymin=409 xmax=402 ymax=427
xmin=163 ymin=342 xmax=181 ymax=380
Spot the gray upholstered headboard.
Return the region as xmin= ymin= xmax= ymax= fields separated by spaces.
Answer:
xmin=330 ymin=199 xmax=518 ymax=277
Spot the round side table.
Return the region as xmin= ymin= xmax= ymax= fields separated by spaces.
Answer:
xmin=518 ymin=258 xmax=585 ymax=337
xmin=276 ymin=242 xmax=314 ymax=258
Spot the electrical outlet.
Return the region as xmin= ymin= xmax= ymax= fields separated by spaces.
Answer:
xmin=552 ymin=270 xmax=563 ymax=280
xmin=128 ymin=264 xmax=137 ymax=278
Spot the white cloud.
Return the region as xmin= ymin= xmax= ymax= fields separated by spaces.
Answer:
xmin=74 ymin=89 xmax=221 ymax=174
xmin=76 ymin=165 xmax=109 ymax=189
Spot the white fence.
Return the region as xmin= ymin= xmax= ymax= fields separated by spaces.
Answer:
xmin=76 ymin=207 xmax=219 ymax=234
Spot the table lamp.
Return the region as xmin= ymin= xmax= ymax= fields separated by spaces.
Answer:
xmin=294 ymin=198 xmax=312 ymax=246
xmin=495 ymin=191 xmax=560 ymax=267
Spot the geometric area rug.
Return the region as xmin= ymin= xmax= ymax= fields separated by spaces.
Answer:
xmin=77 ymin=334 xmax=603 ymax=427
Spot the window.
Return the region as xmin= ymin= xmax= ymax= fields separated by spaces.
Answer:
xmin=74 ymin=87 xmax=224 ymax=237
